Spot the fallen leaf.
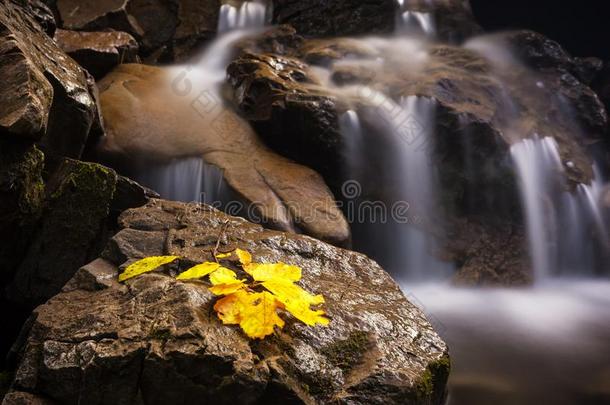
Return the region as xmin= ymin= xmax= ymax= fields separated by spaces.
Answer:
xmin=118 ymin=256 xmax=179 ymax=282
xmin=246 ymin=262 xmax=302 ymax=282
xmin=235 ymin=249 xmax=252 ymax=266
xmin=239 ymin=291 xmax=285 ymax=339
xmin=262 ymin=279 xmax=329 ymax=326
xmin=177 ymin=262 xmax=221 ymax=280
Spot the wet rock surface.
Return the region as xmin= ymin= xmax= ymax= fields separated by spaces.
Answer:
xmin=272 ymin=0 xmax=480 ymax=42
xmin=96 ymin=63 xmax=350 ymax=246
xmin=0 ymin=0 xmax=103 ymax=158
xmin=55 ymin=0 xmax=220 ymax=61
xmin=54 ymin=29 xmax=139 ymax=79
xmin=6 ymin=199 xmax=449 ymax=405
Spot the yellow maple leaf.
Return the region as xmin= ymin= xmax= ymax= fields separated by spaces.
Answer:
xmin=209 ymin=283 xmax=246 ymax=296
xmin=239 ymin=291 xmax=285 ymax=339
xmin=118 ymin=256 xmax=179 ymax=282
xmin=209 ymin=268 xmax=239 ymax=284
xmin=176 ymin=262 xmax=221 ymax=280
xmin=214 ymin=291 xmax=243 ymax=325
xmin=262 ymin=279 xmax=329 ymax=326
xmin=208 ymin=267 xmax=246 ymax=296
xmin=235 ymin=248 xmax=252 ymax=266
xmin=215 ymin=252 xmax=233 ymax=259
xmin=245 ymin=262 xmax=302 ymax=282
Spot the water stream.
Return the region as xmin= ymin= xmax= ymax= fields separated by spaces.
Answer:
xmin=129 ymin=1 xmax=269 ymax=204
xmin=126 ymin=1 xmax=610 ymax=402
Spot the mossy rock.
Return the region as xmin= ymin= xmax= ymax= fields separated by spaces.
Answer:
xmin=320 ymin=330 xmax=371 ymax=373
xmin=0 ymin=139 xmax=45 ymax=284
xmin=6 ymin=159 xmax=118 ymax=306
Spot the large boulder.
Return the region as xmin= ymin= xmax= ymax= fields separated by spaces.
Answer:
xmin=54 ymin=29 xmax=139 ymax=79
xmin=0 ymin=0 xmax=103 ymax=158
xmin=6 ymin=199 xmax=450 ymax=405
xmin=55 ymin=0 xmax=220 ymax=61
xmin=95 ymin=63 xmax=350 ymax=246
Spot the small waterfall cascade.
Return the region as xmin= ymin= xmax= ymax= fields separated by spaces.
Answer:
xmin=134 ymin=2 xmax=270 ymax=204
xmin=339 ymin=88 xmax=451 ymax=280
xmin=218 ymin=0 xmax=269 ymax=33
xmin=510 ymin=136 xmax=610 ymax=280
xmin=133 ymin=157 xmax=226 ymax=204
xmin=395 ymin=0 xmax=435 ymax=37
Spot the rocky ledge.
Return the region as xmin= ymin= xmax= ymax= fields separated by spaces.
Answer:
xmin=5 ymin=199 xmax=449 ymax=405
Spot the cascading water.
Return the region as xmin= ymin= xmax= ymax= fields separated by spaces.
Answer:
xmin=338 ymin=85 xmax=451 ymax=280
xmin=395 ymin=0 xmax=436 ymax=37
xmin=218 ymin=0 xmax=269 ymax=33
xmin=329 ymin=4 xmax=610 ymax=404
xmin=131 ymin=1 xmax=269 ymax=203
xmin=510 ymin=137 xmax=609 ymax=279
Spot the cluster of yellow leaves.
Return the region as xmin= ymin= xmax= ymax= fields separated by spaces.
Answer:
xmin=118 ymin=249 xmax=329 ymax=339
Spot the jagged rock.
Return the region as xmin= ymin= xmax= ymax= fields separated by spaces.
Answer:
xmin=55 ymin=0 xmax=219 ymax=61
xmin=13 ymin=0 xmax=56 ymax=36
xmin=6 ymin=199 xmax=450 ymax=405
xmin=54 ymin=29 xmax=139 ymax=79
xmin=95 ymin=63 xmax=350 ymax=246
xmin=0 ymin=0 xmax=102 ymax=158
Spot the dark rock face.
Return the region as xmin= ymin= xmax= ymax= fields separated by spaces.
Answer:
xmin=272 ymin=0 xmax=481 ymax=42
xmin=0 ymin=0 xmax=102 ymax=158
xmin=54 ymin=29 xmax=139 ymax=79
xmin=0 ymin=140 xmax=45 ymax=284
xmin=13 ymin=0 xmax=57 ymax=36
xmin=272 ymin=0 xmax=397 ymax=38
xmin=6 ymin=199 xmax=449 ymax=405
xmin=55 ymin=0 xmax=220 ymax=61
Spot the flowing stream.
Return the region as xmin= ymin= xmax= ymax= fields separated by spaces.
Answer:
xmin=333 ymin=3 xmax=610 ymax=404
xmin=125 ymin=1 xmax=610 ymax=403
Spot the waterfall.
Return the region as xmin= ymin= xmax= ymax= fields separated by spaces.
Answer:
xmin=398 ymin=11 xmax=435 ymax=36
xmin=132 ymin=157 xmax=226 ymax=204
xmin=510 ymin=136 xmax=610 ymax=280
xmin=218 ymin=1 xmax=269 ymax=33
xmin=132 ymin=2 xmax=269 ymax=205
xmin=340 ymin=89 xmax=451 ymax=280
xmin=395 ymin=0 xmax=435 ymax=37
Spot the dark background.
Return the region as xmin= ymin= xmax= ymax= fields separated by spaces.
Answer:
xmin=470 ymin=0 xmax=610 ymax=60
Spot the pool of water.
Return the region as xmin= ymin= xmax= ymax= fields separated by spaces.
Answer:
xmin=401 ymin=280 xmax=610 ymax=405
